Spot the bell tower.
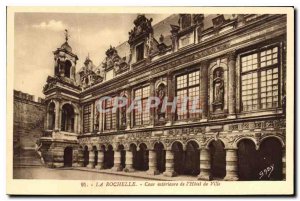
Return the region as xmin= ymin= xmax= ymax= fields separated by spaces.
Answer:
xmin=53 ymin=29 xmax=78 ymax=82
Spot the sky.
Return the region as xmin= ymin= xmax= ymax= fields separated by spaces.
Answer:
xmin=14 ymin=13 xmax=171 ymax=99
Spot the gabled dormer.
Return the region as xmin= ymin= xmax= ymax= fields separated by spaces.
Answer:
xmin=78 ymin=56 xmax=103 ymax=89
xmin=101 ymin=46 xmax=129 ymax=81
xmin=128 ymin=14 xmax=154 ymax=66
xmin=171 ymin=14 xmax=204 ymax=50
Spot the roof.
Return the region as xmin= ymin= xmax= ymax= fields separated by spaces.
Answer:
xmin=81 ymin=14 xmax=234 ymax=77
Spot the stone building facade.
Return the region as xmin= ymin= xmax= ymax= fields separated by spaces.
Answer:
xmin=40 ymin=14 xmax=286 ymax=181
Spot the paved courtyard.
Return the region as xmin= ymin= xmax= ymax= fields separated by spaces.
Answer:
xmin=13 ymin=166 xmax=201 ymax=181
xmin=13 ymin=167 xmax=150 ymax=180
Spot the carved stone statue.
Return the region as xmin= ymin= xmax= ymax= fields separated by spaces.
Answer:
xmin=213 ymin=69 xmax=224 ymax=111
xmin=94 ymin=110 xmax=100 ymax=130
xmin=156 ymin=84 xmax=166 ymax=120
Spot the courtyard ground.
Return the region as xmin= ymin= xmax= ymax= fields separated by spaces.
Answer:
xmin=13 ymin=167 xmax=149 ymax=180
xmin=13 ymin=166 xmax=199 ymax=181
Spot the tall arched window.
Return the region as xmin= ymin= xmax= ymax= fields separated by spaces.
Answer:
xmin=61 ymin=103 xmax=75 ymax=132
xmin=65 ymin=60 xmax=72 ymax=78
xmin=48 ymin=102 xmax=55 ymax=130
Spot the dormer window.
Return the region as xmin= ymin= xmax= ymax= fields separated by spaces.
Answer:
xmin=181 ymin=14 xmax=192 ymax=30
xmin=136 ymin=42 xmax=144 ymax=62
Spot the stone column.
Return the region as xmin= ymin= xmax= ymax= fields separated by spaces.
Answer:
xmin=77 ymin=149 xmax=84 ymax=167
xmin=124 ymin=149 xmax=135 ymax=172
xmin=90 ymin=103 xmax=94 ymax=132
xmin=95 ymin=150 xmax=104 ymax=170
xmin=228 ymin=51 xmax=237 ymax=118
xmin=77 ymin=111 xmax=82 ymax=134
xmin=130 ymin=89 xmax=135 ymax=128
xmin=149 ymin=79 xmax=156 ymax=126
xmin=163 ymin=149 xmax=177 ymax=177
xmin=112 ymin=150 xmax=123 ymax=171
xmin=166 ymin=72 xmax=175 ymax=126
xmin=87 ymin=149 xmax=95 ymax=168
xmin=74 ymin=113 xmax=78 ymax=133
xmin=200 ymin=61 xmax=209 ymax=121
xmin=282 ymin=148 xmax=286 ymax=180
xmin=198 ymin=148 xmax=212 ymax=180
xmin=126 ymin=88 xmax=132 ymax=130
xmin=54 ymin=101 xmax=60 ymax=131
xmin=147 ymin=150 xmax=159 ymax=175
xmin=224 ymin=148 xmax=239 ymax=181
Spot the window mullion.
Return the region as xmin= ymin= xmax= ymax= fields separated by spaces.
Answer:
xmin=257 ymin=51 xmax=262 ymax=110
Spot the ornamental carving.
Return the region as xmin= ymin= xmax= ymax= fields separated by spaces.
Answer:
xmin=228 ymin=119 xmax=286 ymax=131
xmin=151 ymin=42 xmax=230 ymax=74
xmin=168 ymin=127 xmax=203 ymax=136
xmin=128 ymin=15 xmax=153 ymax=45
xmin=79 ymin=57 xmax=104 ymax=89
xmin=102 ymin=46 xmax=129 ymax=75
xmin=43 ymin=76 xmax=58 ymax=92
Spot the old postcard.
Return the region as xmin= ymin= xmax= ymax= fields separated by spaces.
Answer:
xmin=6 ymin=6 xmax=294 ymax=195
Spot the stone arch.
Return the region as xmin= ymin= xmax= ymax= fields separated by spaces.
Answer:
xmin=60 ymin=101 xmax=80 ymax=133
xmin=205 ymin=137 xmax=227 ymax=149
xmin=171 ymin=141 xmax=185 ymax=175
xmin=258 ymin=137 xmax=283 ymax=180
xmin=153 ymin=141 xmax=166 ymax=173
xmin=60 ymin=103 xmax=75 ymax=132
xmin=208 ymin=139 xmax=226 ymax=179
xmin=64 ymin=59 xmax=72 ymax=78
xmin=60 ymin=101 xmax=80 ymax=114
xmin=119 ymin=90 xmax=129 ymax=98
xmin=155 ymin=79 xmax=167 ymax=90
xmin=63 ymin=146 xmax=73 ymax=167
xmin=135 ymin=143 xmax=149 ymax=171
xmin=128 ymin=142 xmax=138 ymax=151
xmin=83 ymin=145 xmax=89 ymax=167
xmin=99 ymin=144 xmax=107 ymax=151
xmin=258 ymin=135 xmax=285 ymax=149
xmin=152 ymin=141 xmax=166 ymax=150
xmin=186 ymin=139 xmax=200 ymax=148
xmin=104 ymin=144 xmax=114 ymax=169
xmin=170 ymin=140 xmax=185 ymax=151
xmin=234 ymin=136 xmax=258 ymax=150
xmin=137 ymin=142 xmax=150 ymax=150
xmin=92 ymin=145 xmax=98 ymax=167
xmin=237 ymin=138 xmax=259 ymax=180
xmin=117 ymin=144 xmax=126 ymax=169
xmin=184 ymin=140 xmax=200 ymax=175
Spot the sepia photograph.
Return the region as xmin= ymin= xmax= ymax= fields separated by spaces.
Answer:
xmin=6 ymin=6 xmax=294 ymax=195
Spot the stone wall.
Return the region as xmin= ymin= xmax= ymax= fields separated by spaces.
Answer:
xmin=13 ymin=90 xmax=45 ymax=153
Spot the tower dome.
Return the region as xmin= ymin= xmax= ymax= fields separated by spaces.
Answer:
xmin=60 ymin=41 xmax=72 ymax=53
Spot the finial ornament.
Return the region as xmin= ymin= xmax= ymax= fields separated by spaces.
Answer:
xmin=64 ymin=29 xmax=70 ymax=42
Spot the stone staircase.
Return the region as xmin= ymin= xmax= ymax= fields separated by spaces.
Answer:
xmin=13 ymin=149 xmax=44 ymax=167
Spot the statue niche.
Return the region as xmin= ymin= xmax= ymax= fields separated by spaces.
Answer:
xmin=94 ymin=109 xmax=100 ymax=131
xmin=120 ymin=102 xmax=127 ymax=128
xmin=156 ymin=84 xmax=166 ymax=121
xmin=212 ymin=68 xmax=224 ymax=112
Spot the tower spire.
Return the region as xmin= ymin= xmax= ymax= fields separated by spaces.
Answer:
xmin=64 ymin=29 xmax=70 ymax=42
